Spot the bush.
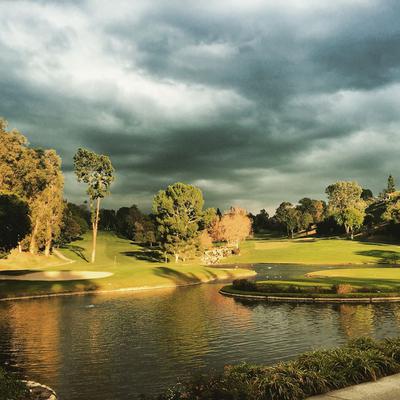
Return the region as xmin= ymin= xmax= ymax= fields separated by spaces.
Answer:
xmin=334 ymin=284 xmax=354 ymax=295
xmin=232 ymin=279 xmax=257 ymax=291
xmin=232 ymin=248 xmax=241 ymax=255
xmin=148 ymin=337 xmax=400 ymax=400
xmin=0 ymin=368 xmax=28 ymax=400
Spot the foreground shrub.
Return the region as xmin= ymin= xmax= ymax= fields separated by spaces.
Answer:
xmin=145 ymin=336 xmax=400 ymax=400
xmin=0 ymin=368 xmax=28 ymax=400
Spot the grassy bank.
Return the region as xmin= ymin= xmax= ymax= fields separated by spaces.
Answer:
xmin=221 ymin=279 xmax=400 ymax=300
xmin=0 ymin=232 xmax=255 ymax=299
xmin=144 ymin=337 xmax=400 ymax=400
xmin=224 ymin=236 xmax=400 ymax=265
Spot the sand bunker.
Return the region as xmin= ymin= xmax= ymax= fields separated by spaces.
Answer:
xmin=0 ymin=271 xmax=113 ymax=281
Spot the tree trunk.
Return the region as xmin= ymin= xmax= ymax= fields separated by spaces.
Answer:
xmin=344 ymin=224 xmax=350 ymax=239
xmin=174 ymin=253 xmax=179 ymax=263
xmin=91 ymin=197 xmax=100 ymax=263
xmin=350 ymin=228 xmax=354 ymax=240
xmin=290 ymin=229 xmax=294 ymax=239
xmin=44 ymin=220 xmax=52 ymax=256
xmin=29 ymin=218 xmax=40 ymax=254
xmin=18 ymin=242 xmax=22 ymax=253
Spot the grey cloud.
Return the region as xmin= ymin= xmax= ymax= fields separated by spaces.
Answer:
xmin=1 ymin=0 xmax=400 ymax=213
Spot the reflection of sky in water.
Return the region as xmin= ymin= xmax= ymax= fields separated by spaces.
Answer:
xmin=0 ymin=265 xmax=400 ymax=399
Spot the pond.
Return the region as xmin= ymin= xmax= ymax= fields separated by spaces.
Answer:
xmin=1 ymin=264 xmax=400 ymax=399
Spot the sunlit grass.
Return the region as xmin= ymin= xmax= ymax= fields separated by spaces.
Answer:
xmin=0 ymin=232 xmax=254 ymax=299
xmin=225 ymin=236 xmax=400 ymax=265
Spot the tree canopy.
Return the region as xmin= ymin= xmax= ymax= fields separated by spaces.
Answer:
xmin=153 ymin=182 xmax=205 ymax=262
xmin=325 ymin=181 xmax=366 ymax=239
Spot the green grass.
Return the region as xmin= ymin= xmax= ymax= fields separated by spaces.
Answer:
xmin=0 ymin=232 xmax=255 ymax=299
xmin=222 ymin=281 xmax=400 ymax=299
xmin=309 ymin=268 xmax=400 ymax=280
xmin=224 ymin=236 xmax=400 ymax=265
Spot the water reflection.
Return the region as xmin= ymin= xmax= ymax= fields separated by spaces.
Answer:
xmin=0 ymin=268 xmax=400 ymax=399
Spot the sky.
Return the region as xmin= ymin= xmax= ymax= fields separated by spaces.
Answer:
xmin=1 ymin=0 xmax=400 ymax=214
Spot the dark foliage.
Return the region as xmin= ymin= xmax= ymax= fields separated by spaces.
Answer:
xmin=142 ymin=337 xmax=400 ymax=400
xmin=0 ymin=193 xmax=30 ymax=254
xmin=0 ymin=368 xmax=28 ymax=400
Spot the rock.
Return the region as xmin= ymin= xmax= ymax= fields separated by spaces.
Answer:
xmin=202 ymin=247 xmax=233 ymax=265
xmin=23 ymin=380 xmax=57 ymax=400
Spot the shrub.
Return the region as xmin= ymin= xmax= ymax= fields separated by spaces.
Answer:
xmin=334 ymin=284 xmax=354 ymax=295
xmin=148 ymin=337 xmax=400 ymax=400
xmin=0 ymin=368 xmax=28 ymax=400
xmin=232 ymin=279 xmax=257 ymax=291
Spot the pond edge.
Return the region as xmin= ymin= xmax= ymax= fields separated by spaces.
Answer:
xmin=219 ymin=288 xmax=400 ymax=303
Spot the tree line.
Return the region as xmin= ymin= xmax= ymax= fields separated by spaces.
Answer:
xmin=252 ymin=175 xmax=400 ymax=240
xmin=1 ymin=117 xmax=399 ymax=263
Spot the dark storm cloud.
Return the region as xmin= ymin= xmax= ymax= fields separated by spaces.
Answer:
xmin=1 ymin=0 xmax=400 ymax=212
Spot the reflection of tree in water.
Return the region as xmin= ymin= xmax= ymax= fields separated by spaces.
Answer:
xmin=0 ymin=305 xmax=18 ymax=370
xmin=5 ymin=299 xmax=62 ymax=384
xmin=339 ymin=304 xmax=374 ymax=338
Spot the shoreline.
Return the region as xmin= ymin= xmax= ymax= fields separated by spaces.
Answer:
xmin=0 ymin=269 xmax=256 ymax=302
xmin=221 ymin=260 xmax=399 ymax=266
xmin=219 ymin=288 xmax=400 ymax=303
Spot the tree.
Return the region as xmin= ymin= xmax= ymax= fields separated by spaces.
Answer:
xmin=28 ymin=150 xmax=64 ymax=256
xmin=58 ymin=202 xmax=90 ymax=245
xmin=209 ymin=215 xmax=225 ymax=242
xmin=134 ymin=215 xmax=157 ymax=246
xmin=325 ymin=181 xmax=366 ymax=239
xmin=297 ymin=211 xmax=314 ymax=232
xmin=387 ymin=175 xmax=396 ymax=194
xmin=199 ymin=230 xmax=213 ymax=250
xmin=201 ymin=207 xmax=218 ymax=231
xmin=297 ymin=198 xmax=326 ymax=224
xmin=219 ymin=207 xmax=252 ymax=248
xmin=0 ymin=193 xmax=30 ymax=254
xmin=361 ymin=188 xmax=374 ymax=202
xmin=74 ymin=148 xmax=114 ymax=263
xmin=99 ymin=209 xmax=117 ymax=231
xmin=252 ymin=209 xmax=269 ymax=233
xmin=383 ymin=194 xmax=400 ymax=225
xmin=116 ymin=205 xmax=143 ymax=239
xmin=153 ymin=182 xmax=204 ymax=262
xmin=275 ymin=202 xmax=299 ymax=238
xmin=0 ymin=119 xmax=64 ymax=254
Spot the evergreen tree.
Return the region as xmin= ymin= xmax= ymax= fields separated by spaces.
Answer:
xmin=153 ymin=182 xmax=204 ymax=262
xmin=387 ymin=175 xmax=396 ymax=194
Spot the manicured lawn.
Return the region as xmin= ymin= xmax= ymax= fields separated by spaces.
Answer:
xmin=308 ymin=267 xmax=400 ymax=288
xmin=0 ymin=232 xmax=255 ymax=299
xmin=224 ymin=236 xmax=400 ymax=265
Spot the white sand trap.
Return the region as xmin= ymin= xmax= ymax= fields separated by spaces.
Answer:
xmin=0 ymin=271 xmax=113 ymax=281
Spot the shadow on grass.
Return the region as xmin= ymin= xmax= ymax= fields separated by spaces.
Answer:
xmin=152 ymin=266 xmax=231 ymax=285
xmin=63 ymin=245 xmax=89 ymax=263
xmin=294 ymin=238 xmax=317 ymax=243
xmin=121 ymin=249 xmax=163 ymax=263
xmin=0 ymin=270 xmax=38 ymax=276
xmin=355 ymin=249 xmax=400 ymax=264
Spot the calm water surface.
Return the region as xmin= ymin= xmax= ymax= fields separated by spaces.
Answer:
xmin=1 ymin=264 xmax=400 ymax=399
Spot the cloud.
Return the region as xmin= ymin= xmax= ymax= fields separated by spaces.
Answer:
xmin=1 ymin=0 xmax=400 ymax=213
